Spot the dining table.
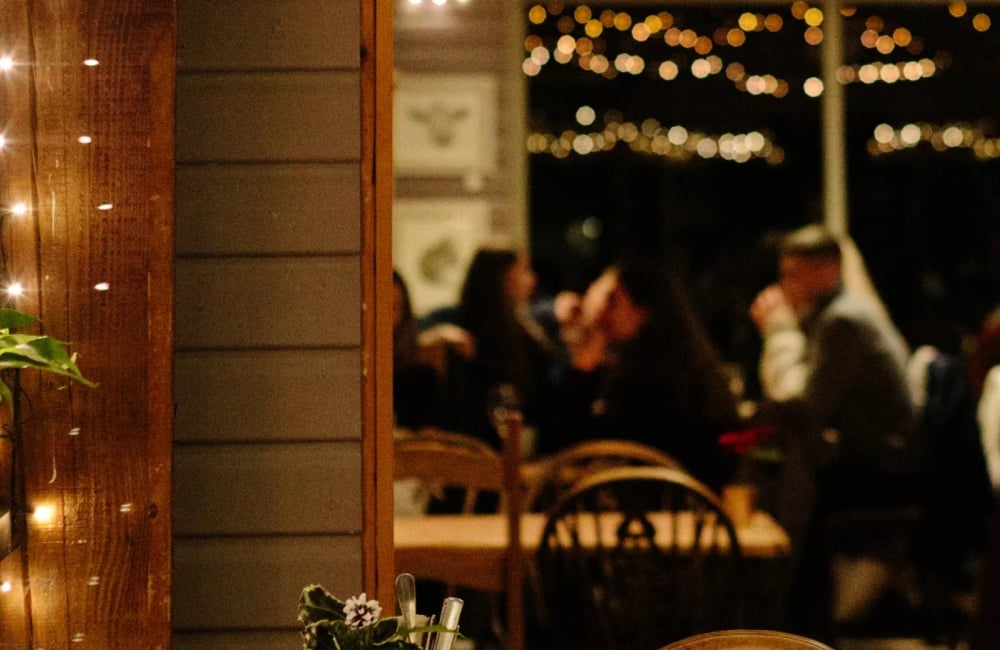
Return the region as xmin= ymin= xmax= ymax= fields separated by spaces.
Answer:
xmin=394 ymin=508 xmax=791 ymax=593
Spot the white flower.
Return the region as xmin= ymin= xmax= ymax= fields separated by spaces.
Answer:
xmin=343 ymin=592 xmax=382 ymax=629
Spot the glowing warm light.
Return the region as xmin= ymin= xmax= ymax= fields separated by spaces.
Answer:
xmin=0 ymin=57 xmax=13 ymax=71
xmin=893 ymin=28 xmax=912 ymax=47
xmin=679 ymin=29 xmax=698 ymax=49
xmin=973 ymin=13 xmax=991 ymax=32
xmin=858 ymin=64 xmax=879 ymax=83
xmin=10 ymin=202 xmax=27 ymax=216
xmin=880 ymin=64 xmax=901 ymax=83
xmin=691 ymin=58 xmax=712 ymax=79
xmin=33 ymin=504 xmax=56 ymax=523
xmin=726 ymin=28 xmax=746 ymax=47
xmin=522 ymin=59 xmax=541 ymax=76
xmin=664 ymin=27 xmax=681 ymax=46
xmin=78 ymin=135 xmax=93 ymax=144
xmin=804 ymin=27 xmax=823 ymax=45
xmin=1 ymin=581 xmax=11 ymax=593
xmin=866 ymin=16 xmax=885 ymax=32
xmin=874 ymin=123 xmax=895 ymax=144
xmin=804 ymin=7 xmax=824 ymax=26
xmin=0 ymin=135 xmax=5 ymax=149
xmin=6 ymin=283 xmax=23 ymax=297
xmin=790 ymin=1 xmax=808 ymax=20
xmin=631 ymin=23 xmax=651 ymax=42
xmin=645 ymin=15 xmax=663 ymax=33
xmin=576 ymin=105 xmax=596 ymax=126
xmin=94 ymin=282 xmax=111 ymax=292
xmin=695 ymin=36 xmax=713 ymax=55
xmin=942 ymin=126 xmax=964 ymax=147
xmin=575 ymin=38 xmax=593 ymax=56
xmin=803 ymin=76 xmax=824 ymax=97
xmin=658 ymin=60 xmax=679 ymax=80
xmin=900 ymin=124 xmax=922 ymax=146
xmin=528 ymin=5 xmax=546 ymax=25
xmin=119 ymin=503 xmax=133 ymax=513
xmin=431 ymin=0 xmax=445 ymax=6
xmin=573 ymin=5 xmax=591 ymax=23
xmin=949 ymin=1 xmax=967 ymax=18
xmin=97 ymin=203 xmax=113 ymax=210
xmin=613 ymin=12 xmax=631 ymax=31
xmin=584 ymin=19 xmax=602 ymax=38
xmin=765 ymin=14 xmax=783 ymax=32
xmin=83 ymin=58 xmax=99 ymax=66
xmin=875 ymin=35 xmax=895 ymax=55
xmin=738 ymin=13 xmax=758 ymax=31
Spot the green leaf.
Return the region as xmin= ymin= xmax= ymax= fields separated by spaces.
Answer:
xmin=0 ymin=309 xmax=37 ymax=331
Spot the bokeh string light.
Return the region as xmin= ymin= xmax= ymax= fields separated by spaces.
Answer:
xmin=525 ymin=2 xmax=995 ymax=162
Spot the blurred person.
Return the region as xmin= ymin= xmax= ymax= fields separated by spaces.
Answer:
xmin=971 ymin=306 xmax=1000 ymax=491
xmin=392 ymin=270 xmax=447 ymax=432
xmin=750 ymin=224 xmax=921 ymax=636
xmin=542 ymin=259 xmax=741 ymax=490
xmin=420 ymin=247 xmax=560 ymax=449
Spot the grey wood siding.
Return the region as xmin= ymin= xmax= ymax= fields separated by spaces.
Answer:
xmin=173 ymin=0 xmax=363 ymax=646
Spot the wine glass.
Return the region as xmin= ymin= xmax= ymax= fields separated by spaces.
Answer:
xmin=486 ymin=382 xmax=521 ymax=442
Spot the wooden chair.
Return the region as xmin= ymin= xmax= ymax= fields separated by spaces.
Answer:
xmin=525 ymin=438 xmax=687 ymax=512
xmin=659 ymin=629 xmax=835 ymax=649
xmin=394 ymin=421 xmax=527 ymax=650
xmin=533 ymin=466 xmax=744 ymax=650
xmin=394 ymin=430 xmax=503 ymax=514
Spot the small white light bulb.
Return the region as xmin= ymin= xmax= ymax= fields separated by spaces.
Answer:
xmin=0 ymin=581 xmax=11 ymax=593
xmin=6 ymin=283 xmax=23 ymax=297
xmin=94 ymin=282 xmax=110 ymax=292
xmin=10 ymin=202 xmax=27 ymax=216
xmin=0 ymin=134 xmax=6 ymax=148
xmin=78 ymin=135 xmax=92 ymax=144
xmin=83 ymin=58 xmax=99 ymax=66
xmin=0 ymin=57 xmax=13 ymax=71
xmin=33 ymin=504 xmax=56 ymax=523
xmin=97 ymin=203 xmax=113 ymax=210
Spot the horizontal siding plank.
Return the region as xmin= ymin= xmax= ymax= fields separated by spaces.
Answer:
xmin=175 ymin=256 xmax=360 ymax=349
xmin=176 ymin=72 xmax=360 ymax=162
xmin=176 ymin=163 xmax=361 ymax=256
xmin=174 ymin=631 xmax=300 ymax=649
xmin=174 ymin=349 xmax=361 ymax=443
xmin=173 ymin=442 xmax=362 ymax=536
xmin=177 ymin=0 xmax=359 ymax=71
xmin=173 ymin=535 xmax=362 ymax=630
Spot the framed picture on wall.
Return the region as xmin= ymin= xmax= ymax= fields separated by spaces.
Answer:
xmin=393 ymin=73 xmax=497 ymax=179
xmin=393 ymin=198 xmax=492 ymax=317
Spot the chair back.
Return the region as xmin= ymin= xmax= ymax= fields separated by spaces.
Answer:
xmin=534 ymin=466 xmax=743 ymax=650
xmin=526 ymin=438 xmax=686 ymax=511
xmin=394 ymin=431 xmax=503 ymax=513
xmin=659 ymin=629 xmax=835 ymax=649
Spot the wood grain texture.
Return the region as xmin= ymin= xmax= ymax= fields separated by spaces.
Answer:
xmin=0 ymin=0 xmax=174 ymax=647
xmin=173 ymin=630 xmax=302 ymax=650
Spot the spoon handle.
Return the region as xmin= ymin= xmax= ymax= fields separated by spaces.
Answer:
xmin=394 ymin=573 xmax=418 ymax=642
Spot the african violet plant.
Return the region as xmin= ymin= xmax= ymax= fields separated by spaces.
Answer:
xmin=298 ymin=584 xmax=444 ymax=650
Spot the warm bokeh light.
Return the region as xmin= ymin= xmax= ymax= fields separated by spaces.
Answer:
xmin=658 ymin=60 xmax=679 ymax=80
xmin=0 ymin=56 xmax=12 ymax=71
xmin=949 ymin=1 xmax=967 ymax=18
xmin=83 ymin=58 xmax=99 ymax=66
xmin=6 ymin=282 xmax=23 ymax=297
xmin=803 ymin=76 xmax=824 ymax=97
xmin=973 ymin=13 xmax=991 ymax=32
xmin=726 ymin=28 xmax=746 ymax=47
xmin=585 ymin=19 xmax=602 ymax=38
xmin=573 ymin=5 xmax=591 ymax=24
xmin=576 ymin=105 xmax=596 ymax=126
xmin=804 ymin=8 xmax=824 ymax=27
xmin=33 ymin=504 xmax=56 ymax=524
xmin=804 ymin=26 xmax=823 ymax=45
xmin=10 ymin=202 xmax=27 ymax=216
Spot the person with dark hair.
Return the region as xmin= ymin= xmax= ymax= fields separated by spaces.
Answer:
xmin=392 ymin=270 xmax=445 ymax=431
xmin=420 ymin=247 xmax=559 ymax=449
xmin=543 ymin=259 xmax=741 ymax=490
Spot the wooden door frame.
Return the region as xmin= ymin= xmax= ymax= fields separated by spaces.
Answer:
xmin=362 ymin=0 xmax=396 ymax=608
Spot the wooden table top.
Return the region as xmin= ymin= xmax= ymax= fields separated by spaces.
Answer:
xmin=395 ymin=510 xmax=790 ymax=592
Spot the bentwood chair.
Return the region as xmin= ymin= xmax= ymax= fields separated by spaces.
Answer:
xmin=659 ymin=629 xmax=835 ymax=649
xmin=524 ymin=438 xmax=687 ymax=512
xmin=533 ymin=466 xmax=744 ymax=650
